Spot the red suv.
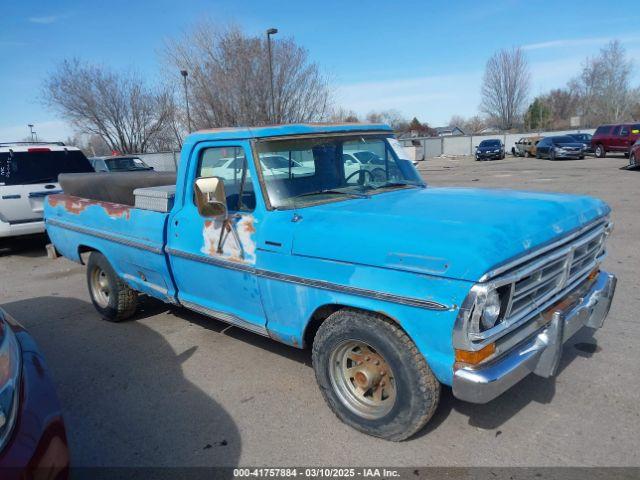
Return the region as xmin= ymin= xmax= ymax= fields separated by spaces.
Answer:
xmin=591 ymin=123 xmax=640 ymax=158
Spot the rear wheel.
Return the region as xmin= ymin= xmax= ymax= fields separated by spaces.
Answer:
xmin=595 ymin=144 xmax=606 ymax=158
xmin=87 ymin=251 xmax=138 ymax=321
xmin=312 ymin=309 xmax=440 ymax=441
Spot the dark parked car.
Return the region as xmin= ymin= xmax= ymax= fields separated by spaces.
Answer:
xmin=568 ymin=133 xmax=593 ymax=153
xmin=591 ymin=123 xmax=640 ymax=158
xmin=89 ymin=155 xmax=154 ymax=172
xmin=536 ymin=136 xmax=585 ymax=160
xmin=0 ymin=307 xmax=69 ymax=479
xmin=475 ymin=139 xmax=505 ymax=160
xmin=629 ymin=139 xmax=640 ymax=169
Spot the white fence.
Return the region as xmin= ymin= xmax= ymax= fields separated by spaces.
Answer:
xmin=400 ymin=128 xmax=596 ymax=160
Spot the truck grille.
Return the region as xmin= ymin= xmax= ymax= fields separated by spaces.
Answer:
xmin=470 ymin=219 xmax=611 ymax=342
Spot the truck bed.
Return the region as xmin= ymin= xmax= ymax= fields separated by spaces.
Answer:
xmin=44 ymin=193 xmax=177 ymax=303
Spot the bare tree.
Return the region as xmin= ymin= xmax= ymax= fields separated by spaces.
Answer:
xmin=480 ymin=47 xmax=530 ymax=129
xmin=163 ymin=22 xmax=332 ymax=128
xmin=42 ymin=59 xmax=174 ymax=153
xmin=570 ymin=40 xmax=636 ymax=125
xmin=365 ymin=109 xmax=408 ymax=131
xmin=328 ymin=107 xmax=360 ymax=123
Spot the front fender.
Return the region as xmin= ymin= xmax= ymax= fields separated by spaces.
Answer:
xmin=257 ymin=252 xmax=471 ymax=385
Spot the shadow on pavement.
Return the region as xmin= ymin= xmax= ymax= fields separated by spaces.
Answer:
xmin=1 ymin=296 xmax=242 ymax=471
xmin=0 ymin=234 xmax=49 ymax=258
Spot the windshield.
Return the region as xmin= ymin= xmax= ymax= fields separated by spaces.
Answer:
xmin=0 ymin=149 xmax=94 ymax=185
xmin=552 ymin=136 xmax=578 ymax=144
xmin=255 ymin=135 xmax=423 ymax=209
xmin=479 ymin=140 xmax=500 ymax=147
xmin=105 ymin=157 xmax=151 ymax=171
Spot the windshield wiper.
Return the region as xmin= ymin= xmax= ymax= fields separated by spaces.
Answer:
xmin=23 ymin=177 xmax=58 ymax=185
xmin=362 ymin=180 xmax=424 ymax=191
xmin=292 ymin=189 xmax=369 ymax=200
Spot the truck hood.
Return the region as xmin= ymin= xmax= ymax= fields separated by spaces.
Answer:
xmin=291 ymin=187 xmax=609 ymax=281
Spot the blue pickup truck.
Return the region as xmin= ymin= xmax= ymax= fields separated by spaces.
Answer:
xmin=44 ymin=123 xmax=617 ymax=441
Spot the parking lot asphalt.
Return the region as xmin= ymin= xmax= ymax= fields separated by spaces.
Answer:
xmin=0 ymin=154 xmax=638 ymax=467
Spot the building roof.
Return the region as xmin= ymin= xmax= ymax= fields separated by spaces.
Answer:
xmin=185 ymin=123 xmax=393 ymax=144
xmin=433 ymin=125 xmax=466 ymax=136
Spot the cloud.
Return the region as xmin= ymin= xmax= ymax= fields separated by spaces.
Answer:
xmin=28 ymin=13 xmax=68 ymax=24
xmin=523 ymin=34 xmax=640 ymax=51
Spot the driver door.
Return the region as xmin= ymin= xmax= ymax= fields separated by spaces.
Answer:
xmin=167 ymin=142 xmax=266 ymax=334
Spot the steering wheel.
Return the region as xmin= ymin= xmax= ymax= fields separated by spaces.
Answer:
xmin=345 ymin=169 xmax=374 ymax=185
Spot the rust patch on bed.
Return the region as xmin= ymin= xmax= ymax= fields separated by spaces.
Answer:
xmin=48 ymin=194 xmax=131 ymax=219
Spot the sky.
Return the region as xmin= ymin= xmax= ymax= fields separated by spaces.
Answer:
xmin=1 ymin=0 xmax=640 ymax=142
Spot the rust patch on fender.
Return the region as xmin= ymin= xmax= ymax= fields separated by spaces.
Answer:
xmin=48 ymin=194 xmax=131 ymax=219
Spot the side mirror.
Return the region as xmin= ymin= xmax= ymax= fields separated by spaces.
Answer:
xmin=194 ymin=177 xmax=227 ymax=218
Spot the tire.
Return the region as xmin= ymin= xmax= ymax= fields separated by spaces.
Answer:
xmin=631 ymin=152 xmax=638 ymax=167
xmin=550 ymin=149 xmax=556 ymax=161
xmin=86 ymin=251 xmax=138 ymax=322
xmin=525 ymin=150 xmax=531 ymax=158
xmin=312 ymin=309 xmax=440 ymax=441
xmin=595 ymin=144 xmax=605 ymax=158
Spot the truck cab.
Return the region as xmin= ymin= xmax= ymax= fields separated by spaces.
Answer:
xmin=44 ymin=123 xmax=617 ymax=441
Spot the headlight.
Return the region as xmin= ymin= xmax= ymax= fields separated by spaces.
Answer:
xmin=481 ymin=289 xmax=501 ymax=329
xmin=0 ymin=315 xmax=21 ymax=452
xmin=493 ymin=149 xmax=500 ymax=153
xmin=453 ymin=284 xmax=510 ymax=352
xmin=555 ymin=146 xmax=566 ymax=153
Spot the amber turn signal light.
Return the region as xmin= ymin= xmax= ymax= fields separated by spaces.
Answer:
xmin=455 ymin=343 xmax=496 ymax=366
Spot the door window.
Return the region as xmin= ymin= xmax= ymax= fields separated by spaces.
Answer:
xmin=197 ymin=147 xmax=255 ymax=212
xmin=619 ymin=126 xmax=629 ymax=136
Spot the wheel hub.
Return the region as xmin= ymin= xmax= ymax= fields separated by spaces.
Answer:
xmin=329 ymin=341 xmax=396 ymax=419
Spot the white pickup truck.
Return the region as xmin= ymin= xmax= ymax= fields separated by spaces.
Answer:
xmin=0 ymin=142 xmax=94 ymax=239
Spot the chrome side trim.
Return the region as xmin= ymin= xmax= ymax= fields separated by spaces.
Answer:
xmin=46 ymin=218 xmax=164 ymax=254
xmin=256 ymin=268 xmax=450 ymax=311
xmin=165 ymin=247 xmax=255 ymax=274
xmin=122 ymin=274 xmax=169 ymax=296
xmin=180 ymin=300 xmax=269 ymax=337
xmin=478 ymin=217 xmax=609 ymax=282
xmin=167 ymin=247 xmax=450 ymax=311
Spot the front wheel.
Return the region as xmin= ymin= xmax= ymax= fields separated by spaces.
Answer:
xmin=312 ymin=309 xmax=440 ymax=441
xmin=595 ymin=145 xmax=606 ymax=158
xmin=87 ymin=251 xmax=138 ymax=321
xmin=631 ymin=152 xmax=638 ymax=168
xmin=550 ymin=149 xmax=556 ymax=161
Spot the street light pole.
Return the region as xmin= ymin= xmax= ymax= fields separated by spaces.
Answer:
xmin=266 ymin=28 xmax=278 ymax=123
xmin=28 ymin=124 xmax=35 ymax=142
xmin=180 ymin=70 xmax=192 ymax=133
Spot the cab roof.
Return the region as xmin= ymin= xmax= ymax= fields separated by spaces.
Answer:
xmin=185 ymin=123 xmax=393 ymax=144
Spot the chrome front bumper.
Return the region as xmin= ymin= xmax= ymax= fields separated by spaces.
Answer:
xmin=453 ymin=271 xmax=616 ymax=404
